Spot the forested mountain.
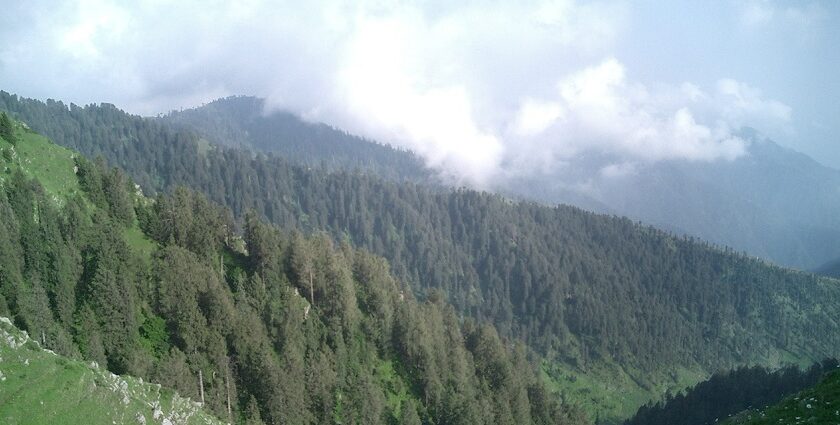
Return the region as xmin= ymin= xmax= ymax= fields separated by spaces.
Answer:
xmin=159 ymin=96 xmax=840 ymax=271
xmin=3 ymin=91 xmax=840 ymax=422
xmin=507 ymin=134 xmax=840 ymax=270
xmin=815 ymin=257 xmax=840 ymax=279
xmin=624 ymin=359 xmax=839 ymax=425
xmin=161 ymin=96 xmax=432 ymax=182
xmin=722 ymin=366 xmax=840 ymax=425
xmin=0 ymin=117 xmax=582 ymax=424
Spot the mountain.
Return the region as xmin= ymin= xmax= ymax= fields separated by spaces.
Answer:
xmin=3 ymin=92 xmax=840 ymax=423
xmin=815 ymin=257 xmax=840 ymax=279
xmin=0 ymin=317 xmax=223 ymax=425
xmin=162 ymin=97 xmax=840 ymax=271
xmin=624 ymin=359 xmax=838 ymax=425
xmin=506 ymin=133 xmax=840 ymax=271
xmin=161 ymin=96 xmax=432 ymax=182
xmin=20 ymin=93 xmax=840 ymax=272
xmin=0 ymin=116 xmax=583 ymax=424
xmin=163 ymin=97 xmax=840 ymax=271
xmin=723 ymin=366 xmax=840 ymax=425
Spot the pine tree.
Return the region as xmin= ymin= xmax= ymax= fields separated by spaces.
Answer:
xmin=0 ymin=112 xmax=16 ymax=144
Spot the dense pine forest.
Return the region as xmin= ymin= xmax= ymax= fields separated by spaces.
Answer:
xmin=3 ymin=91 xmax=840 ymax=421
xmin=816 ymin=257 xmax=840 ymax=279
xmin=0 ymin=121 xmax=584 ymax=424
xmin=162 ymin=96 xmax=432 ymax=183
xmin=722 ymin=367 xmax=840 ymax=425
xmin=624 ymin=359 xmax=839 ymax=425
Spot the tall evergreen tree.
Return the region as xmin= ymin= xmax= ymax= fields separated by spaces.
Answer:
xmin=0 ymin=111 xmax=15 ymax=144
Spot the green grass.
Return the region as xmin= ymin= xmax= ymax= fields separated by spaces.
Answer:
xmin=197 ymin=138 xmax=213 ymax=156
xmin=374 ymin=358 xmax=416 ymax=418
xmin=124 ymin=223 xmax=158 ymax=259
xmin=0 ymin=317 xmax=224 ymax=425
xmin=0 ymin=126 xmax=81 ymax=204
xmin=1 ymin=121 xmax=160 ymax=262
xmin=542 ymin=358 xmax=707 ymax=424
xmin=0 ymin=123 xmax=221 ymax=424
xmin=724 ymin=369 xmax=840 ymax=425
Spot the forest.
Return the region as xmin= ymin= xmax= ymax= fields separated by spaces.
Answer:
xmin=162 ymin=96 xmax=432 ymax=183
xmin=4 ymin=92 xmax=839 ymax=365
xmin=3 ymin=92 xmax=840 ymax=422
xmin=0 ymin=122 xmax=585 ymax=424
xmin=624 ymin=359 xmax=839 ymax=425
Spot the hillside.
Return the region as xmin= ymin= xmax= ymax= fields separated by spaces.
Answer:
xmin=3 ymin=92 xmax=840 ymax=423
xmin=0 ymin=317 xmax=223 ymax=425
xmin=816 ymin=258 xmax=840 ymax=279
xmin=0 ymin=118 xmax=583 ymax=424
xmin=162 ymin=96 xmax=431 ymax=182
xmin=161 ymin=97 xmax=840 ymax=271
xmin=624 ymin=360 xmax=838 ymax=425
xmin=507 ymin=133 xmax=840 ymax=270
xmin=724 ymin=368 xmax=840 ymax=425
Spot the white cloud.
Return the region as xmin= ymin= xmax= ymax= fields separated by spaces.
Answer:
xmin=0 ymin=0 xmax=797 ymax=185
xmin=600 ymin=161 xmax=637 ymax=178
xmin=331 ymin=11 xmax=504 ymax=185
xmin=503 ymin=58 xmax=786 ymax=175
xmin=512 ymin=99 xmax=566 ymax=137
xmin=739 ymin=0 xmax=827 ymax=34
xmin=716 ymin=79 xmax=792 ymax=122
xmin=741 ymin=0 xmax=776 ymax=26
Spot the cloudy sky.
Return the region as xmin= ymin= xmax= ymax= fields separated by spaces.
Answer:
xmin=1 ymin=0 xmax=838 ymax=185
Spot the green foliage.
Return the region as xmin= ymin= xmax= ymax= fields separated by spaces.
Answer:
xmin=139 ymin=314 xmax=169 ymax=358
xmin=723 ymin=367 xmax=840 ymax=425
xmin=162 ymin=95 xmax=431 ymax=182
xmin=6 ymin=92 xmax=840 ymax=422
xmin=0 ymin=121 xmax=80 ymax=201
xmin=815 ymin=256 xmax=840 ymax=279
xmin=75 ymin=156 xmax=136 ymax=225
xmin=144 ymin=187 xmax=233 ymax=261
xmin=0 ymin=317 xmax=224 ymax=425
xmin=0 ymin=122 xmax=582 ymax=424
xmin=0 ymin=111 xmax=15 ymax=144
xmin=626 ymin=360 xmax=839 ymax=425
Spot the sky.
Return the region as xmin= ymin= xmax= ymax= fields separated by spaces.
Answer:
xmin=1 ymin=0 xmax=838 ymax=186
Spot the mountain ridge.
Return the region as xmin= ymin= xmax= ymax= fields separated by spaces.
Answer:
xmin=160 ymin=95 xmax=840 ymax=270
xmin=0 ymin=116 xmax=584 ymax=424
xmin=3 ymin=91 xmax=840 ymax=423
xmin=161 ymin=95 xmax=433 ymax=183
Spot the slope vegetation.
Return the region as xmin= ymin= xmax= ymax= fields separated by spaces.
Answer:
xmin=162 ymin=95 xmax=431 ymax=182
xmin=508 ymin=134 xmax=840 ymax=270
xmin=724 ymin=367 xmax=840 ymax=425
xmin=4 ymin=92 xmax=840 ymax=423
xmin=0 ymin=116 xmax=583 ymax=424
xmin=816 ymin=257 xmax=840 ymax=279
xmin=624 ymin=360 xmax=838 ymax=425
xmin=161 ymin=97 xmax=840 ymax=270
xmin=0 ymin=317 xmax=222 ymax=425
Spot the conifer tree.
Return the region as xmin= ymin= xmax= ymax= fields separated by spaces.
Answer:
xmin=0 ymin=112 xmax=15 ymax=144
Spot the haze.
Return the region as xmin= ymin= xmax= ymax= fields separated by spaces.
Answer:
xmin=1 ymin=0 xmax=838 ymax=185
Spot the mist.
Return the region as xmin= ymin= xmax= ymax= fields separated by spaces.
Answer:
xmin=1 ymin=0 xmax=837 ymax=186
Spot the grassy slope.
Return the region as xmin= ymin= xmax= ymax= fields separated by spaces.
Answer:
xmin=543 ymin=360 xmax=709 ymax=423
xmin=552 ymin=350 xmax=816 ymax=424
xmin=0 ymin=124 xmax=157 ymax=259
xmin=3 ymin=110 xmax=826 ymax=425
xmin=1 ymin=124 xmax=413 ymax=424
xmin=724 ymin=369 xmax=840 ymax=425
xmin=0 ymin=317 xmax=224 ymax=425
xmin=0 ymin=125 xmax=81 ymax=202
xmin=0 ymin=125 xmax=221 ymax=424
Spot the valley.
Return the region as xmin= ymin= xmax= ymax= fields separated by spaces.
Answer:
xmin=2 ymin=94 xmax=839 ymax=424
